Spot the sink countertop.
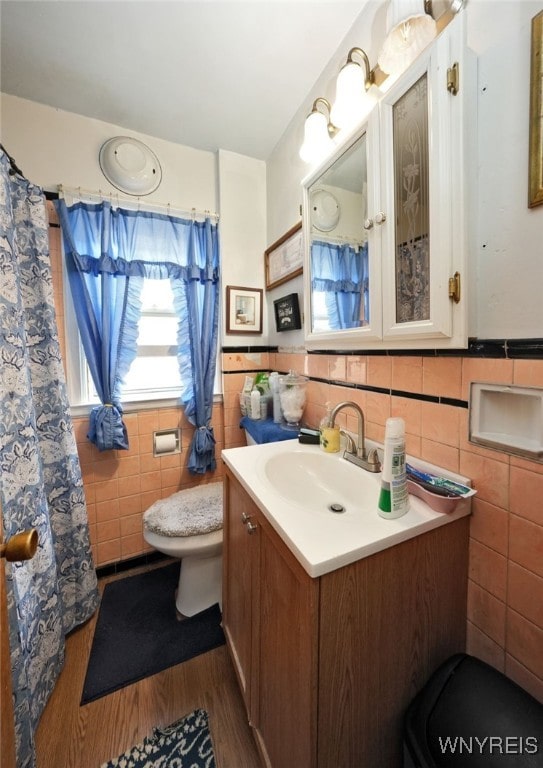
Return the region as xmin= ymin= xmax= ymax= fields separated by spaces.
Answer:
xmin=222 ymin=440 xmax=472 ymax=578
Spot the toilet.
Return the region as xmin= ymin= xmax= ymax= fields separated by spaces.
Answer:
xmin=143 ymin=482 xmax=223 ymax=617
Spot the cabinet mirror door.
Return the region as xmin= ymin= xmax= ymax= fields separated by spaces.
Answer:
xmin=303 ymin=112 xmax=383 ymax=348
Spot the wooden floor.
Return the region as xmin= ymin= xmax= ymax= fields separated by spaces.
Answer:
xmin=35 ymin=564 xmax=262 ymax=768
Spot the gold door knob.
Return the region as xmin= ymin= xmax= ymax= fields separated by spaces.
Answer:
xmin=0 ymin=529 xmax=38 ymax=562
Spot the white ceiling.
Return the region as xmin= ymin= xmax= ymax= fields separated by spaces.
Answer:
xmin=0 ymin=1 xmax=367 ymax=160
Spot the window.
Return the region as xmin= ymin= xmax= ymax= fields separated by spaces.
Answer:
xmin=65 ymin=276 xmax=183 ymax=408
xmin=117 ymin=279 xmax=181 ymax=400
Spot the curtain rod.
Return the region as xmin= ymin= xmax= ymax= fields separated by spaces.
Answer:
xmin=58 ymin=184 xmax=219 ymax=222
xmin=313 ymin=233 xmax=367 ymax=247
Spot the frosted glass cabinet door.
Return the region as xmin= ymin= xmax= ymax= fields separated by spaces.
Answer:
xmin=392 ymin=73 xmax=431 ymax=325
xmin=379 ymin=15 xmax=468 ymax=344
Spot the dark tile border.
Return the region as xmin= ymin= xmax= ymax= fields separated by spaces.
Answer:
xmin=222 ymin=346 xmax=278 ymax=353
xmin=222 ymin=338 xmax=543 ymax=359
xmin=96 ymin=550 xmax=168 ymax=579
xmin=506 ymin=339 xmax=543 ymax=359
xmin=301 ymin=375 xmax=469 ymax=409
xmin=299 ymin=338 xmax=509 ymax=358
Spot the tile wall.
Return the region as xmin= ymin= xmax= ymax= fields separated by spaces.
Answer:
xmin=223 ymin=348 xmax=543 ymax=703
xmin=48 ymin=204 xmax=543 ymax=702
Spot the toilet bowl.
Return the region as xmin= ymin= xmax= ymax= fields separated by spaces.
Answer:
xmin=143 ymin=482 xmax=223 ymax=617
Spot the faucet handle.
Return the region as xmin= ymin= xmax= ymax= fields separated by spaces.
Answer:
xmin=367 ymin=448 xmax=381 ymax=471
xmin=340 ymin=429 xmax=356 ymax=454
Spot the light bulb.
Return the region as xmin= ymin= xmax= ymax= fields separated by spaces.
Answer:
xmin=299 ymin=111 xmax=333 ymax=164
xmin=331 ymin=62 xmax=376 ymax=130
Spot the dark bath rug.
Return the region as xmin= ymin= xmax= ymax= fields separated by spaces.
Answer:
xmin=81 ymin=562 xmax=225 ymax=704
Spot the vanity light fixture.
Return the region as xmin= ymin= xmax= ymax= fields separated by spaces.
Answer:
xmin=377 ymin=0 xmax=437 ymax=76
xmin=449 ymin=0 xmax=465 ymax=12
xmin=330 ymin=47 xmax=378 ymax=131
xmin=299 ymin=98 xmax=338 ymax=164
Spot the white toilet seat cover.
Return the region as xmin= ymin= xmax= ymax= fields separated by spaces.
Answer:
xmin=143 ymin=482 xmax=223 ymax=537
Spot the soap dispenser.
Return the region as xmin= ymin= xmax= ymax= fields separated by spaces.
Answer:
xmin=319 ymin=402 xmax=340 ymax=453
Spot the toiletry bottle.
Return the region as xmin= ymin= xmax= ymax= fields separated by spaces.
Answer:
xmin=269 ymin=372 xmax=283 ymax=423
xmin=378 ymin=417 xmax=409 ymax=519
xmin=250 ymin=388 xmax=261 ymax=420
xmin=319 ymin=403 xmax=340 ymax=453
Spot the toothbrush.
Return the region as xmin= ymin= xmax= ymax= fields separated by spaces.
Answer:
xmin=406 ymin=474 xmax=459 ymax=498
xmin=406 ymin=464 xmax=471 ymax=497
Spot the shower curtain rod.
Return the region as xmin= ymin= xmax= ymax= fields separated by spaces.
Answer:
xmin=57 ymin=184 xmax=219 ymax=222
xmin=0 ymin=143 xmax=25 ymax=177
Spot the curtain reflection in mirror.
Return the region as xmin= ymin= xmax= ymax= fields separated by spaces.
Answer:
xmin=311 ymin=240 xmax=369 ymax=330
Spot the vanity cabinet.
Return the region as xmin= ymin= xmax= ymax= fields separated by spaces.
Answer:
xmin=223 ymin=468 xmax=470 ymax=768
xmin=223 ymin=469 xmax=319 ymax=767
xmin=303 ymin=13 xmax=474 ymax=351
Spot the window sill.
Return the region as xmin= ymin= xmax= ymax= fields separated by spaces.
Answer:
xmin=69 ymin=393 xmax=223 ymax=419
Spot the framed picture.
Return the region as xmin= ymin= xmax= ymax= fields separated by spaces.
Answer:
xmin=264 ymin=222 xmax=303 ymax=290
xmin=225 ymin=285 xmax=263 ymax=334
xmin=529 ymin=10 xmax=543 ymax=208
xmin=273 ymin=293 xmax=302 ymax=332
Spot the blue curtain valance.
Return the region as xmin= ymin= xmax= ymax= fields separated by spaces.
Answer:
xmin=311 ymin=277 xmax=364 ymax=293
xmin=59 ymin=201 xmax=219 ymax=282
xmin=311 ymin=239 xmax=366 ymax=284
xmin=67 ymin=252 xmax=219 ymax=282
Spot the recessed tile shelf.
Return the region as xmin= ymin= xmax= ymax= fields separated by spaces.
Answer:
xmin=469 ymin=382 xmax=543 ymax=460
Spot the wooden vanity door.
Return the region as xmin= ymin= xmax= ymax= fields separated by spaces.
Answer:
xmin=222 ymin=472 xmax=259 ymax=721
xmin=256 ymin=516 xmax=320 ymax=768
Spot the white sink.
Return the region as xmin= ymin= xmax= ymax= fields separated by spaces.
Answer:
xmin=222 ymin=440 xmax=472 ymax=578
xmin=262 ymin=448 xmax=379 ymax=516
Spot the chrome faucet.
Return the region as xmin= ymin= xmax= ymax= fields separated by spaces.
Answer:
xmin=330 ymin=401 xmax=381 ymax=473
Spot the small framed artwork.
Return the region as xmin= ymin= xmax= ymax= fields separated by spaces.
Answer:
xmin=273 ymin=293 xmax=302 ymax=332
xmin=225 ymin=285 xmax=263 ymax=334
xmin=264 ymin=222 xmax=303 ymax=290
xmin=529 ymin=10 xmax=543 ymax=207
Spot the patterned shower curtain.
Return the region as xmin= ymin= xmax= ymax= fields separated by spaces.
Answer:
xmin=0 ymin=150 xmax=99 ymax=768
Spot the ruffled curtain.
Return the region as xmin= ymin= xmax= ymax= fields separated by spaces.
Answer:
xmin=57 ymin=200 xmax=220 ymax=470
xmin=0 ymin=149 xmax=99 ymax=768
xmin=172 ymin=218 xmax=220 ymax=473
xmin=311 ymin=240 xmax=369 ymax=329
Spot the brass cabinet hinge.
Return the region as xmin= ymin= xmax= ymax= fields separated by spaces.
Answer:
xmin=447 ymin=62 xmax=459 ymax=95
xmin=448 ymin=271 xmax=461 ymax=303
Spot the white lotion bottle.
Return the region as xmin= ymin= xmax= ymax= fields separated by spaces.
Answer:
xmin=378 ymin=417 xmax=409 ymax=519
xmin=250 ymin=389 xmax=261 ymax=420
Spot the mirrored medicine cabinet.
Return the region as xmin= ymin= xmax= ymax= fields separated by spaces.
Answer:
xmin=302 ymin=12 xmax=473 ymax=351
